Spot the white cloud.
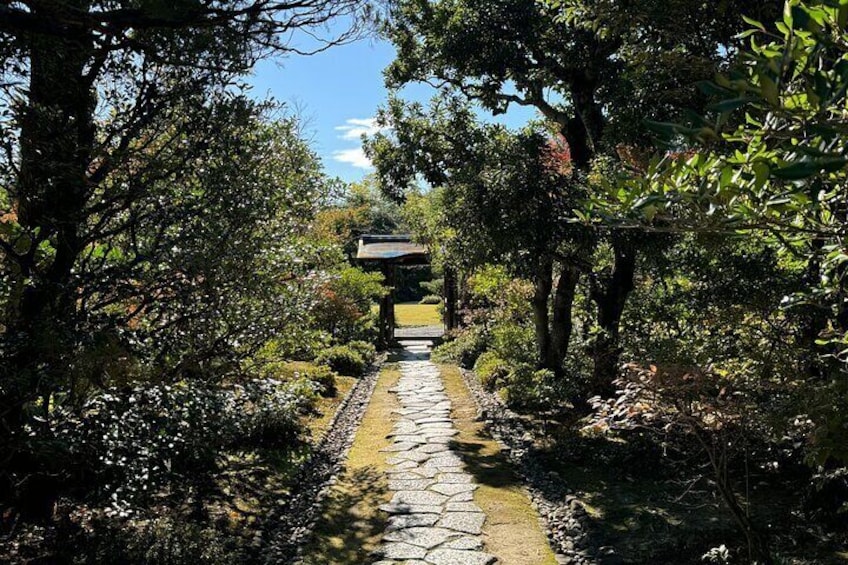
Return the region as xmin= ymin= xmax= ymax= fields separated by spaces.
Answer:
xmin=335 ymin=117 xmax=384 ymax=141
xmin=332 ymin=147 xmax=373 ymax=170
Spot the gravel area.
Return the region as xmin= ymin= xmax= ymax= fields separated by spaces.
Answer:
xmin=260 ymin=360 xmax=383 ymax=564
xmin=458 ymin=368 xmax=620 ymax=565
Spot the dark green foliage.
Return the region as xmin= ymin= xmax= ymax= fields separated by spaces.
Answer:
xmin=473 ymin=351 xmax=510 ymax=391
xmin=496 ymin=365 xmax=559 ymax=411
xmin=307 ymin=366 xmax=339 ymax=398
xmin=420 ymin=278 xmax=444 ymax=296
xmin=263 ymin=360 xmax=339 ymax=398
xmin=394 ymin=265 xmax=434 ymax=302
xmin=346 ymin=340 xmax=378 ymax=366
xmin=431 ymin=327 xmax=488 ymax=368
xmin=419 ymin=295 xmax=442 ymax=305
xmin=68 ymin=516 xmax=233 ymax=565
xmin=315 ymin=345 xmax=367 ymax=377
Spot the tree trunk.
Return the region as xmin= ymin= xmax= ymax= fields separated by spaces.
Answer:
xmin=532 ymin=258 xmax=553 ymax=371
xmin=590 ymin=233 xmax=637 ymax=396
xmin=1 ymin=1 xmax=95 ymax=510
xmin=444 ymin=266 xmax=458 ymax=332
xmin=548 ymin=263 xmax=580 ymax=375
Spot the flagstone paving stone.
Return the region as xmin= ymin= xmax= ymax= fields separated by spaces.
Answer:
xmin=386 ymin=513 xmax=442 ymax=531
xmin=436 ymin=512 xmax=486 ymax=535
xmin=424 ymin=548 xmax=497 ymax=565
xmin=382 ymin=527 xmax=460 ymax=549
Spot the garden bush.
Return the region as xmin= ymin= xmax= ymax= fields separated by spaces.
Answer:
xmin=473 ymin=351 xmax=510 ymax=391
xmin=419 ymin=294 xmax=442 ymax=305
xmin=91 ymin=516 xmax=232 ymax=565
xmin=51 ymin=511 xmax=236 ymax=565
xmin=312 ymin=267 xmax=385 ymax=343
xmin=234 ymin=378 xmax=316 ymax=448
xmin=273 ymin=361 xmax=337 ymax=397
xmin=260 ymin=331 xmax=332 ymax=363
xmin=346 ymin=340 xmax=377 ymax=365
xmin=60 ymin=384 xmax=228 ymax=511
xmin=497 ymin=365 xmax=559 ymax=411
xmin=315 ymin=345 xmax=367 ymax=376
xmin=491 ymin=322 xmax=537 ymax=367
xmin=431 ymin=327 xmax=488 ymax=368
xmin=57 ymin=378 xmax=314 ymax=512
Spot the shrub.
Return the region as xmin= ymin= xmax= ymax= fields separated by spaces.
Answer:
xmin=234 ymin=378 xmax=315 ymax=448
xmin=419 ymin=294 xmax=442 ymax=305
xmin=305 ymin=365 xmax=338 ymax=397
xmin=420 ymin=278 xmax=443 ymax=296
xmin=273 ymin=361 xmax=337 ymax=397
xmin=127 ymin=518 xmax=231 ymax=565
xmin=56 ymin=378 xmax=313 ymax=511
xmin=315 ymin=345 xmax=366 ymax=376
xmin=491 ymin=322 xmax=537 ymax=366
xmin=71 ymin=515 xmax=233 ymax=565
xmin=60 ymin=383 xmax=228 ymax=511
xmin=312 ymin=267 xmax=385 ymax=343
xmin=431 ymin=327 xmax=488 ymax=368
xmin=473 ymin=351 xmax=510 ymax=391
xmin=346 ymin=340 xmax=377 ymax=365
xmin=261 ymin=331 xmax=332 ymax=363
xmin=497 ymin=365 xmax=559 ymax=410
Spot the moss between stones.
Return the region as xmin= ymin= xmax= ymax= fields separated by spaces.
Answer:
xmin=438 ymin=364 xmax=559 ymax=565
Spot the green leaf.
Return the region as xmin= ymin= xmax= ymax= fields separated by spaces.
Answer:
xmin=742 ymin=15 xmax=766 ymax=31
xmin=753 ymin=161 xmax=770 ymax=189
xmin=697 ymin=80 xmax=733 ymax=97
xmin=760 ymin=75 xmax=780 ymax=105
xmin=772 ymin=161 xmax=820 ymax=180
xmin=771 ymin=157 xmax=848 ymax=180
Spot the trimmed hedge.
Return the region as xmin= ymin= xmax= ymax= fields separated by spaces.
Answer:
xmin=315 ymin=345 xmax=367 ymax=377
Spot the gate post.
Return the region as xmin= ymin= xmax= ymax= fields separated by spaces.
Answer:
xmin=378 ymin=263 xmax=396 ymax=349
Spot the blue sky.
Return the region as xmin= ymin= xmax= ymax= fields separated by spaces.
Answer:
xmin=248 ymin=24 xmax=539 ymax=182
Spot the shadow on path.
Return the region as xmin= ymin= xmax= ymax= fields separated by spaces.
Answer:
xmin=301 ymin=466 xmax=388 ymax=565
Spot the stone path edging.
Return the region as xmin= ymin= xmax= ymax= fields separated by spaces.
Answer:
xmin=272 ymin=360 xmax=384 ymax=564
xmin=458 ymin=368 xmax=613 ymax=565
xmin=373 ymin=341 xmax=497 ymax=565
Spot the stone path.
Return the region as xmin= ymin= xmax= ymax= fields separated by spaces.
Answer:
xmin=373 ymin=340 xmax=497 ymax=565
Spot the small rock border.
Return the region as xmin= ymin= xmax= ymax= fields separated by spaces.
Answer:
xmin=459 ymin=368 xmax=619 ymax=565
xmin=260 ymin=360 xmax=384 ymax=564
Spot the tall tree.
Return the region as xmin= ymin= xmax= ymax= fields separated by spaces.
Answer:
xmin=379 ymin=0 xmax=782 ymax=393
xmin=0 ymin=0 xmax=364 ymax=506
